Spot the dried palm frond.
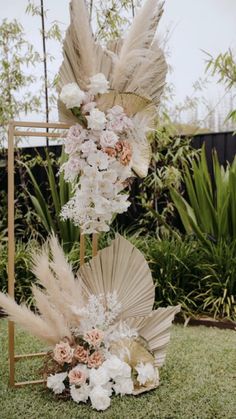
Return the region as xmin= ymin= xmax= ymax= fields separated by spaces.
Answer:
xmin=127 ymin=306 xmax=181 ymax=367
xmin=79 ymin=234 xmax=155 ymax=319
xmin=96 ymin=91 xmax=154 ymax=116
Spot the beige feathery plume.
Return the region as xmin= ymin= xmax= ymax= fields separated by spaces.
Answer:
xmin=32 ymin=286 xmax=72 ymax=340
xmin=31 ymin=235 xmax=85 ymax=325
xmin=58 ymin=0 xmax=95 ymax=91
xmin=127 ymin=43 xmax=167 ymax=106
xmin=0 ymin=292 xmax=62 ymax=345
xmin=111 ymin=0 xmax=166 ymax=92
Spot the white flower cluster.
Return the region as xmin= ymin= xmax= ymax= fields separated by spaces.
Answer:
xmin=59 ymin=74 xmax=134 ymax=234
xmin=72 ymin=291 xmax=122 ymax=333
xmin=47 ymin=355 xmax=157 ymax=411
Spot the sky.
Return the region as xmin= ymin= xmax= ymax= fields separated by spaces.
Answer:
xmin=1 ymin=0 xmax=236 ymax=144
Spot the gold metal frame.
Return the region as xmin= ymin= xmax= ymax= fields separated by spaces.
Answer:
xmin=7 ymin=120 xmax=98 ymax=387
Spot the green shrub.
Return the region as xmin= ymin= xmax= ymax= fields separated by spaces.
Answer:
xmin=23 ymin=149 xmax=80 ymax=252
xmin=141 ymin=237 xmax=202 ymax=315
xmin=1 ymin=234 xmax=236 ymax=320
xmin=197 ymin=240 xmax=236 ymax=319
xmin=170 ymin=146 xmax=236 ymax=243
xmin=0 ymin=240 xmax=39 ymax=306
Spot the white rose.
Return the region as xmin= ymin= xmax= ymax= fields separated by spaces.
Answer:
xmin=86 ymin=108 xmax=107 ymax=131
xmin=70 ymin=383 xmax=90 ymax=403
xmin=89 ymin=385 xmax=111 ymax=411
xmin=46 ymin=372 xmax=67 ymax=394
xmin=113 ymin=378 xmax=134 ymax=395
xmin=89 ymin=73 xmax=109 ymax=95
xmin=60 ymin=83 xmax=86 ymax=109
xmin=135 ymin=362 xmax=157 ymax=385
xmin=100 ymin=130 xmax=119 ymax=148
xmin=102 ymin=356 xmax=131 ymax=380
xmin=89 ymin=366 xmax=110 ymax=387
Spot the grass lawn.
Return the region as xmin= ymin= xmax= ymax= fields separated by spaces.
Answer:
xmin=0 ymin=320 xmax=236 ymax=419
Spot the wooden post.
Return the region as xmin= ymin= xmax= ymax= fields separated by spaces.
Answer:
xmin=80 ymin=232 xmax=85 ymax=265
xmin=92 ymin=233 xmax=98 ymax=257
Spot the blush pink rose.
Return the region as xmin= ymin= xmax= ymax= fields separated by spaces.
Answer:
xmin=88 ymin=351 xmax=104 ymax=368
xmin=84 ymin=329 xmax=104 ymax=348
xmin=115 ymin=140 xmax=132 ymax=166
xmin=53 ymin=341 xmax=74 ymax=365
xmin=74 ymin=345 xmax=89 ymax=363
xmin=68 ymin=366 xmax=88 ymax=385
xmin=102 ymin=147 xmax=117 ymax=158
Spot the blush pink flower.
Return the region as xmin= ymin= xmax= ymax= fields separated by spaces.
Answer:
xmin=84 ymin=329 xmax=104 ymax=347
xmin=102 ymin=147 xmax=117 ymax=158
xmin=115 ymin=140 xmax=132 ymax=166
xmin=88 ymin=351 xmax=104 ymax=368
xmin=74 ymin=345 xmax=89 ymax=363
xmin=53 ymin=341 xmax=74 ymax=365
xmin=68 ymin=365 xmax=88 ymax=385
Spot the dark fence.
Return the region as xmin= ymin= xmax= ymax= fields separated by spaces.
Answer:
xmin=192 ymin=131 xmax=236 ymax=173
xmin=0 ymin=130 xmax=235 ymax=201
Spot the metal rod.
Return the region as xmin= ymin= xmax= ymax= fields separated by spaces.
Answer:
xmin=40 ymin=0 xmax=49 ymax=147
xmin=8 ymin=121 xmax=15 ymax=387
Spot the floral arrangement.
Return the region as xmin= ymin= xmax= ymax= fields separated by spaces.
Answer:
xmin=45 ymin=292 xmax=159 ymax=411
xmin=0 ymin=235 xmax=180 ymax=412
xmin=60 ymin=74 xmax=136 ymax=234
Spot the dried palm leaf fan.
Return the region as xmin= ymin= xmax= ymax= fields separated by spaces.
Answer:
xmin=58 ymin=0 xmax=167 ymax=178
